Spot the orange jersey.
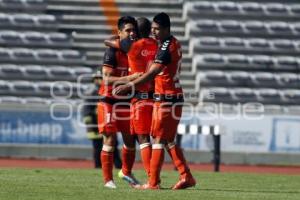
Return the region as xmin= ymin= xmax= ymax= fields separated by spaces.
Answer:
xmin=153 ymin=36 xmax=183 ymax=95
xmin=127 ymin=38 xmax=158 ymax=92
xmin=98 ymin=47 xmax=129 ymax=98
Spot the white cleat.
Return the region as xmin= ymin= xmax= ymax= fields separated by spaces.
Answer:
xmin=118 ymin=170 xmax=140 ymax=186
xmin=104 ymin=180 xmax=117 ymax=189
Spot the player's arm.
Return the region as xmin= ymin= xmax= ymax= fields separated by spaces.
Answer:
xmin=104 ymin=36 xmax=135 ymax=53
xmin=102 ymin=66 xmax=141 ymax=86
xmin=102 ymin=47 xmax=142 ymax=86
xmin=113 ymin=40 xmax=171 ymax=95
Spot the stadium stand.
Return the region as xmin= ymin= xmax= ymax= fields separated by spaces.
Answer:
xmin=0 ymin=0 xmax=299 ymax=111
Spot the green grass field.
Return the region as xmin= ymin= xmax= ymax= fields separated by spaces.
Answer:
xmin=0 ymin=168 xmax=299 ymax=200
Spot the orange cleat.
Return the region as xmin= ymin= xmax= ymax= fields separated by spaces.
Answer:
xmin=134 ymin=183 xmax=160 ymax=190
xmin=171 ymin=177 xmax=196 ymax=190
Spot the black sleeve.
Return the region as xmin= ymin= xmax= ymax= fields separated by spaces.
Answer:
xmin=120 ymin=37 xmax=134 ymax=53
xmin=154 ymin=39 xmax=171 ymax=65
xmin=103 ymin=47 xmax=117 ymax=68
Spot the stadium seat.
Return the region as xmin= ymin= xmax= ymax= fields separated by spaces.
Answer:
xmin=265 ymin=3 xmax=288 ymax=15
xmin=223 ymin=37 xmax=244 ymax=48
xmin=258 ymin=88 xmax=282 ymax=103
xmin=24 ymin=97 xmax=51 ymax=105
xmin=12 ymin=14 xmax=35 ymax=26
xmin=290 ymin=4 xmax=300 ymax=15
xmin=37 ymin=49 xmax=59 ymax=60
xmin=60 ymin=50 xmax=83 ymax=61
xmin=244 ymin=21 xmax=267 ymax=34
xmin=275 ymin=56 xmax=299 ymax=70
xmin=0 ymin=64 xmax=24 ymax=79
xmin=24 ymin=65 xmax=48 ymax=80
xmin=240 ymin=2 xmax=263 ymax=14
xmin=24 ymin=32 xmax=46 ymax=44
xmin=0 ymin=96 xmax=24 ymax=104
xmin=233 ymin=88 xmax=257 ymax=102
xmin=248 ymin=38 xmax=269 ymax=49
xmin=283 ymin=89 xmax=300 ymax=104
xmin=217 ymin=1 xmax=239 ymax=13
xmin=37 ymin=81 xmax=63 ymax=97
xmin=198 ymin=71 xmax=228 ymax=86
xmin=12 ymin=81 xmax=38 ymax=96
xmin=251 ymin=55 xmax=273 ymax=69
xmin=196 ymin=20 xmax=218 ymax=32
xmin=268 ymin=22 xmax=292 ymax=34
xmin=251 ymin=72 xmax=278 ymax=87
xmin=0 ymin=80 xmax=12 ymax=94
xmin=229 ymin=71 xmax=250 ymax=85
xmin=48 ymin=32 xmax=69 ymax=44
xmin=13 ymin=48 xmax=35 ymax=60
xmin=193 ymin=1 xmax=214 ymax=12
xmin=0 ymin=31 xmax=22 ymax=44
xmin=49 ymin=66 xmax=74 ymax=80
xmin=220 ymin=20 xmax=243 ymax=33
xmin=198 ymin=37 xmax=220 ymax=47
xmin=272 ymin=39 xmax=295 ymax=51
xmin=0 ymin=47 xmax=11 ymax=60
xmin=226 ymin=54 xmax=249 ymax=66
xmin=200 ymin=87 xmax=233 ymax=103
xmin=278 ymin=73 xmax=299 ymax=88
xmin=37 ymin=15 xmax=56 ymax=26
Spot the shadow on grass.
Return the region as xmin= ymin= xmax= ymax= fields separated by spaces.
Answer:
xmin=202 ymin=188 xmax=300 ymax=194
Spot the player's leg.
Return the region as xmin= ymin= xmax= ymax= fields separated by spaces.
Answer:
xmin=101 ymin=133 xmax=117 ymax=188
xmin=165 ymin=104 xmax=196 ymax=189
xmin=97 ymin=102 xmax=118 ymax=188
xmin=137 ymin=135 xmax=151 ymax=177
xmin=133 ymin=99 xmax=153 ymax=178
xmin=115 ymin=104 xmax=139 ymax=185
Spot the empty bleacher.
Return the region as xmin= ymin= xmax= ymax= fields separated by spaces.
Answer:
xmin=0 ymin=0 xmax=93 ymax=104
xmin=184 ymin=0 xmax=300 ymax=110
xmin=0 ymin=0 xmax=299 ymax=113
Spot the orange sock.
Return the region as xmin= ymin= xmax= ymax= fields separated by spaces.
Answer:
xmin=122 ymin=145 xmax=135 ymax=176
xmin=140 ymin=143 xmax=152 ymax=177
xmin=167 ymin=144 xmax=192 ymax=179
xmin=101 ymin=149 xmax=113 ymax=183
xmin=149 ymin=144 xmax=164 ymax=186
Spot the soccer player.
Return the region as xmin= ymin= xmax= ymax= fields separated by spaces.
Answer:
xmin=98 ymin=16 xmax=141 ymax=189
xmin=113 ymin=12 xmax=196 ymax=190
xmin=105 ymin=17 xmax=158 ymax=178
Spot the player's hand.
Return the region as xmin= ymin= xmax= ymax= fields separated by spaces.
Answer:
xmin=104 ymin=39 xmax=120 ymax=49
xmin=113 ymin=83 xmax=133 ymax=96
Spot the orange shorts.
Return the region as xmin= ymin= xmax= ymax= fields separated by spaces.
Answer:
xmin=151 ymin=102 xmax=182 ymax=142
xmin=97 ymin=102 xmax=130 ymax=134
xmin=130 ymin=98 xmax=153 ymax=135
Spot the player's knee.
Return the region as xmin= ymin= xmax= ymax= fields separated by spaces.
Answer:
xmin=165 ymin=142 xmax=176 ymax=150
xmin=137 ymin=135 xmax=150 ymax=144
xmin=102 ymin=144 xmax=115 ymax=152
xmin=139 ymin=142 xmax=151 ymax=150
xmin=123 ymin=144 xmax=135 ymax=151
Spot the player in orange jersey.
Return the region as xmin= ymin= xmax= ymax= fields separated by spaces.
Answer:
xmin=98 ymin=16 xmax=141 ymax=189
xmin=105 ymin=17 xmax=158 ymax=179
xmin=113 ymin=13 xmax=196 ymax=190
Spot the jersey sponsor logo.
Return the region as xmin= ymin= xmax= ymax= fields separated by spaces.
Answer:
xmin=141 ymin=49 xmax=156 ymax=57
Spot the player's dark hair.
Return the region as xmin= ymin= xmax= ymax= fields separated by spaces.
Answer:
xmin=153 ymin=12 xmax=171 ymax=29
xmin=137 ymin=17 xmax=151 ymax=38
xmin=117 ymin=16 xmax=137 ymax=31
